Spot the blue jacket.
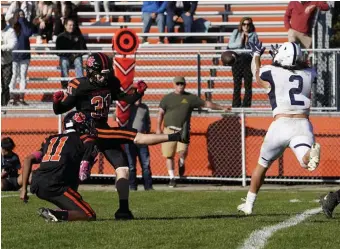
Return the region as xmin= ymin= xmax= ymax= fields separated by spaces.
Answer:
xmin=228 ymin=29 xmax=259 ymax=50
xmin=13 ymin=16 xmax=32 ymax=61
xmin=142 ymin=1 xmax=167 ymax=13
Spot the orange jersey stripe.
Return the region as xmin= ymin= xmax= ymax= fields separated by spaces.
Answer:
xmin=97 ymin=134 xmax=135 ymax=140
xmin=96 ymin=128 xmax=137 ymax=136
xmin=64 ymin=191 xmax=92 ymax=217
xmin=67 ymin=188 xmax=95 ymax=215
xmin=72 ymin=79 xmax=81 ymax=85
xmin=68 ymin=83 xmax=78 ymax=89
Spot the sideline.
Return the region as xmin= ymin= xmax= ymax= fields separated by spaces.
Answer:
xmin=238 ymin=207 xmax=322 ymax=249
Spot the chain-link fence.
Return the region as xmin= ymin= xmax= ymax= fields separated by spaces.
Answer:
xmin=1 ymin=50 xmax=340 ymax=184
xmin=2 ymin=111 xmax=340 ymax=184
xmin=2 ymin=50 xmax=339 ymax=109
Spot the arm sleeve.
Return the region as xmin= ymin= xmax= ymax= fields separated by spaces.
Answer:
xmin=191 ymin=95 xmax=205 ymax=108
xmin=228 ymin=30 xmax=242 ymax=49
xmin=19 ymin=18 xmax=33 ymax=37
xmin=52 ymin=80 xmax=78 ymax=114
xmin=284 ymin=3 xmax=292 ymax=30
xmin=157 ymin=1 xmax=167 ymax=13
xmin=5 ymin=3 xmax=15 ymax=22
xmin=189 ymin=1 xmax=198 ymax=14
xmin=116 ymin=90 xmax=143 ymax=104
xmin=159 ymin=96 xmax=167 ymax=111
xmin=2 ymin=29 xmax=18 ymax=51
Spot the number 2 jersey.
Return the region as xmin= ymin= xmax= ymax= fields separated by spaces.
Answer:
xmin=30 ymin=132 xmax=97 ymax=196
xmin=259 ymin=65 xmax=317 ymax=117
xmin=53 ymin=75 xmax=142 ymax=124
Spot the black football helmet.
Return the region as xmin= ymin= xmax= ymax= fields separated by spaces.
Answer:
xmin=63 ymin=111 xmax=96 ymax=136
xmin=86 ymin=53 xmax=113 ymax=87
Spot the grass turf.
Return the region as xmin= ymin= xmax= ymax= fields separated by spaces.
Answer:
xmin=1 ymin=190 xmax=339 ymax=249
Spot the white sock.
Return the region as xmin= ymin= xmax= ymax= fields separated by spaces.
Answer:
xmin=179 ymin=158 xmax=185 ymax=165
xmin=246 ymin=191 xmax=257 ymax=206
xmin=168 ymin=170 xmax=175 ymax=179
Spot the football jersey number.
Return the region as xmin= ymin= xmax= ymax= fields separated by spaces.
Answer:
xmin=42 ymin=137 xmax=68 ymax=162
xmin=91 ymin=94 xmax=111 ymax=118
xmin=289 ymin=75 xmax=305 ymax=106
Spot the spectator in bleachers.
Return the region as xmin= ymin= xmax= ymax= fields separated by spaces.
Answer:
xmin=5 ymin=1 xmax=33 ymax=25
xmin=56 ymin=18 xmax=87 ymax=89
xmin=284 ymin=1 xmax=330 ymax=49
xmin=157 ymin=76 xmax=229 ymax=187
xmin=1 ymin=14 xmax=18 ymax=106
xmin=123 ymin=97 xmax=153 ymax=191
xmin=141 ymin=1 xmax=167 ymax=44
xmin=228 ymin=17 xmax=258 ymax=107
xmin=52 ymin=1 xmax=80 ymax=42
xmin=94 ymin=1 xmax=111 ymax=22
xmin=166 ymin=1 xmax=198 ymax=43
xmin=32 ymin=1 xmax=53 ymax=44
xmin=8 ymin=9 xmax=33 ymax=106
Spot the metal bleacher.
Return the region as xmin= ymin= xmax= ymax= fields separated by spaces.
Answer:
xmin=2 ymin=1 xmax=290 ymax=108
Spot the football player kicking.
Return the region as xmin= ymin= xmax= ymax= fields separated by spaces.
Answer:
xmin=237 ymin=41 xmax=321 ymax=215
xmin=319 ymin=190 xmax=340 ymax=218
xmin=52 ymin=53 xmax=187 ymax=220
xmin=20 ymin=111 xmax=98 ymax=222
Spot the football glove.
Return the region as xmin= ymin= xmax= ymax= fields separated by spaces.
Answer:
xmin=53 ymin=91 xmax=64 ymax=104
xmin=136 ymin=80 xmax=148 ymax=94
xmin=269 ymin=44 xmax=280 ymax=59
xmin=249 ymin=41 xmax=266 ymax=57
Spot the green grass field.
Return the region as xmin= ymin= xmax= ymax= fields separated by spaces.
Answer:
xmin=2 ymin=188 xmax=340 ymax=249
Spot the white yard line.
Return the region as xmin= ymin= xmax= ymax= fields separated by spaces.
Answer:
xmin=239 ymin=207 xmax=322 ymax=249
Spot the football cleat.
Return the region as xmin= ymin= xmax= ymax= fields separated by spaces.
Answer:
xmin=308 ymin=143 xmax=321 ymax=171
xmin=319 ymin=192 xmax=339 ymax=218
xmin=114 ymin=209 xmax=134 ymax=220
xmin=237 ymin=199 xmax=253 ymax=215
xmin=37 ymin=208 xmax=59 ymax=222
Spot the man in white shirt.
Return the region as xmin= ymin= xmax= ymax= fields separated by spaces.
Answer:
xmin=1 ymin=14 xmax=18 ymax=106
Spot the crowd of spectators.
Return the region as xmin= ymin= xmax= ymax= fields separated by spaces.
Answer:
xmin=0 ymin=1 xmax=331 ymax=108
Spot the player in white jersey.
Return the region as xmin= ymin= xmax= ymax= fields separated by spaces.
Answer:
xmin=237 ymin=41 xmax=321 ymax=215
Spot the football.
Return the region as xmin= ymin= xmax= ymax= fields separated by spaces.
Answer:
xmin=221 ymin=51 xmax=238 ymax=66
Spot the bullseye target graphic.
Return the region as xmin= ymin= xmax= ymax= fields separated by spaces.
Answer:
xmin=113 ymin=28 xmax=139 ymax=55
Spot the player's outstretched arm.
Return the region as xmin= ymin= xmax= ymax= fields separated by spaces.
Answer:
xmin=20 ymin=151 xmax=42 ymax=203
xmin=52 ymin=91 xmax=77 ymax=114
xmin=116 ymin=80 xmax=148 ymax=104
xmin=249 ymin=41 xmax=271 ymax=90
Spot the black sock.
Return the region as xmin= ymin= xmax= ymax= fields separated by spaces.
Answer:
xmin=168 ymin=132 xmax=180 ymax=142
xmin=119 ymin=199 xmax=129 ymax=211
xmin=50 ymin=209 xmax=69 ymax=221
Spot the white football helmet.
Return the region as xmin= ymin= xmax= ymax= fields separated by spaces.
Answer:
xmin=273 ymin=42 xmax=302 ymax=66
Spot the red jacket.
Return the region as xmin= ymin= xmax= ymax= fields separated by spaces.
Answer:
xmin=284 ymin=1 xmax=330 ymax=34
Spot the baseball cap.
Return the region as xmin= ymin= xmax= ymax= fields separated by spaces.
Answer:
xmin=173 ymin=76 xmax=186 ymax=84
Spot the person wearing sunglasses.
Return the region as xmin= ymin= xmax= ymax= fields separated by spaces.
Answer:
xmin=228 ymin=17 xmax=259 ymax=108
xmin=156 ymin=76 xmax=230 ymax=187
